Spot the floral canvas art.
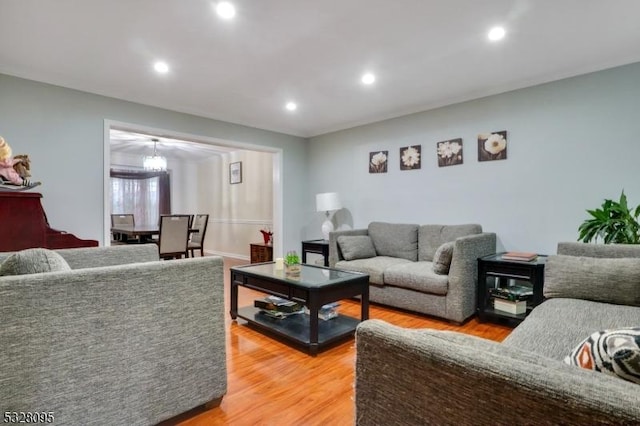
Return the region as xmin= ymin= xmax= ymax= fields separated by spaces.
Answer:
xmin=400 ymin=145 xmax=421 ymax=170
xmin=437 ymin=138 xmax=463 ymax=167
xmin=478 ymin=130 xmax=507 ymax=161
xmin=369 ymin=151 xmax=388 ymax=173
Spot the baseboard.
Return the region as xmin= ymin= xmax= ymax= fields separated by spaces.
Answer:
xmin=205 ymin=249 xmax=249 ymax=261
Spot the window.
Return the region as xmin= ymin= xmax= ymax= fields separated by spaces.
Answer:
xmin=110 ymin=170 xmax=170 ymax=225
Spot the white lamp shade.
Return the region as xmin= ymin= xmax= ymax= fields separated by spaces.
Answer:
xmin=316 ymin=192 xmax=342 ymax=212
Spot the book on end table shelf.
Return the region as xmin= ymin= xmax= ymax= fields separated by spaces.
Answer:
xmin=494 ymin=298 xmax=527 ymax=315
xmin=501 ymin=251 xmax=538 ymax=261
xmin=490 ymin=285 xmax=533 ymax=301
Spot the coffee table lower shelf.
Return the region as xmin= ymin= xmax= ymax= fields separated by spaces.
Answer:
xmin=236 ymin=306 xmax=360 ymax=354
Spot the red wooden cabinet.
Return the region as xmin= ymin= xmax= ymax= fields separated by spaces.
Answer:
xmin=0 ymin=192 xmax=98 ymax=252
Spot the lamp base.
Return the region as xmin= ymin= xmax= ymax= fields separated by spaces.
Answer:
xmin=321 ymin=218 xmax=334 ymax=241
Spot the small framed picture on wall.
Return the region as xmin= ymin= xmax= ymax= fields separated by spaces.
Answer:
xmin=230 ymin=161 xmax=242 ymax=184
xmin=369 ymin=151 xmax=388 ymax=173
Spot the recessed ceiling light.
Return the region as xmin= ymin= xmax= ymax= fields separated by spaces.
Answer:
xmin=285 ymin=102 xmax=297 ymax=111
xmin=154 ymin=61 xmax=169 ymax=73
xmin=216 ymin=2 xmax=236 ymax=19
xmin=488 ymin=26 xmax=506 ymax=41
xmin=361 ymin=73 xmax=376 ymax=85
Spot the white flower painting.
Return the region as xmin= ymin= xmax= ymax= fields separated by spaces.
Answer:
xmin=369 ymin=150 xmax=388 ymax=173
xmin=437 ymin=138 xmax=463 ymax=167
xmin=478 ymin=130 xmax=507 ymax=161
xmin=400 ymin=145 xmax=421 ymax=170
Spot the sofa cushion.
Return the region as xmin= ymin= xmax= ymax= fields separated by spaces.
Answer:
xmin=432 ymin=241 xmax=454 ymax=275
xmin=338 ymin=235 xmax=377 ymax=261
xmin=384 ymin=262 xmax=449 ymax=295
xmin=503 ymin=298 xmax=640 ymax=361
xmin=368 ymin=222 xmax=418 ymax=261
xmin=419 ymin=224 xmax=482 ymax=261
xmin=336 ymin=256 xmax=411 ymax=285
xmin=0 ymin=248 xmax=71 ymax=276
xmin=544 ymin=255 xmax=640 ymax=306
xmin=564 ymin=328 xmax=640 ymax=385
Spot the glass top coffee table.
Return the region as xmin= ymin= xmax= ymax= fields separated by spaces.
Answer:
xmin=230 ymin=262 xmax=369 ymax=355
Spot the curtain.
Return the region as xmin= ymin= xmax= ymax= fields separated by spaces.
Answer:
xmin=110 ymin=170 xmax=170 ymax=226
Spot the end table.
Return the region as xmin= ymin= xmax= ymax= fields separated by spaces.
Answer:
xmin=477 ymin=253 xmax=547 ymax=326
xmin=301 ymin=239 xmax=329 ymax=267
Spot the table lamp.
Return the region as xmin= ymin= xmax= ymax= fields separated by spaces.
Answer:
xmin=316 ymin=192 xmax=342 ymax=241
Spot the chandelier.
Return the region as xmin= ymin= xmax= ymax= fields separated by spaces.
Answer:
xmin=143 ymin=139 xmax=167 ymax=171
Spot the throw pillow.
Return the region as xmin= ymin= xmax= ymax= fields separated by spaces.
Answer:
xmin=432 ymin=241 xmax=454 ymax=275
xmin=564 ymin=328 xmax=640 ymax=385
xmin=338 ymin=236 xmax=377 ymax=261
xmin=0 ymin=248 xmax=71 ymax=276
xmin=368 ymin=222 xmax=419 ymax=261
xmin=544 ymin=255 xmax=640 ymax=306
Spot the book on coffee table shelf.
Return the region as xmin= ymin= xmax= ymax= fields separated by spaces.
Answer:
xmin=501 ymin=251 xmax=537 ymax=261
xmin=489 ymin=285 xmax=533 ymax=301
xmin=304 ymin=302 xmax=339 ymax=321
xmin=254 ymin=295 xmax=304 ymax=313
xmin=259 ymin=308 xmax=304 ymax=319
xmin=493 ymin=298 xmax=527 ymax=315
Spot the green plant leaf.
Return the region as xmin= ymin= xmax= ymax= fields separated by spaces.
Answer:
xmin=577 ymin=191 xmax=640 ymax=244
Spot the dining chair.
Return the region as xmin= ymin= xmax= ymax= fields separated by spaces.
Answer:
xmin=158 ymin=214 xmax=190 ymax=260
xmin=188 ymin=213 xmax=209 ymax=257
xmin=111 ymin=214 xmax=135 ymax=243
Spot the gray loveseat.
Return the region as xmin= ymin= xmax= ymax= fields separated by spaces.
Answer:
xmin=354 ymin=242 xmax=640 ymax=425
xmin=329 ymin=222 xmax=496 ymax=323
xmin=0 ymin=245 xmax=227 ymax=426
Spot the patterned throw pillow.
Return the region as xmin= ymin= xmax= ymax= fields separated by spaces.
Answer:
xmin=564 ymin=328 xmax=640 ymax=384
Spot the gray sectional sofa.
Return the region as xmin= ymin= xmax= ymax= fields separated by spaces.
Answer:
xmin=354 ymin=242 xmax=640 ymax=425
xmin=0 ymin=245 xmax=227 ymax=426
xmin=329 ymin=222 xmax=496 ymax=323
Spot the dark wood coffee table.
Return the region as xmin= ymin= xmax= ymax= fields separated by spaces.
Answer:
xmin=230 ymin=263 xmax=369 ymax=355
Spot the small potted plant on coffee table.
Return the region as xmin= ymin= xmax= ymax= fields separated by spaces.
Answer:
xmin=284 ymin=251 xmax=301 ymax=277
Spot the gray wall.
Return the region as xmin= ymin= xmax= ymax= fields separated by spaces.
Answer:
xmin=3 ymin=61 xmax=640 ymax=257
xmin=0 ymin=73 xmax=307 ymax=253
xmin=307 ymin=62 xmax=640 ymax=254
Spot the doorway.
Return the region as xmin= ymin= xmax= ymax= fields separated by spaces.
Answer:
xmin=103 ymin=120 xmax=283 ymax=260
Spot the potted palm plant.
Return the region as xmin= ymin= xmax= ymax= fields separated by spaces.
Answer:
xmin=578 ymin=191 xmax=640 ymax=244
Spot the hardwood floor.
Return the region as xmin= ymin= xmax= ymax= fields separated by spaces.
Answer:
xmin=175 ymin=257 xmax=512 ymax=425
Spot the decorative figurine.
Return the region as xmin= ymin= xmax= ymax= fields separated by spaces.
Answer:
xmin=0 ymin=136 xmax=40 ymax=190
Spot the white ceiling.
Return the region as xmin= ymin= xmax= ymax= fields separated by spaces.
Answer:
xmin=109 ymin=129 xmax=235 ymax=162
xmin=1 ymin=1 xmax=640 ymax=138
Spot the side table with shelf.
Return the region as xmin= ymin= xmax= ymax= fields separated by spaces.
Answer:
xmin=301 ymin=239 xmax=329 ymax=267
xmin=477 ymin=253 xmax=547 ymax=325
xmin=250 ymin=243 xmax=273 ymax=263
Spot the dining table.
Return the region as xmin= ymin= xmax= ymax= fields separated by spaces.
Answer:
xmin=110 ymin=224 xmax=198 ymax=243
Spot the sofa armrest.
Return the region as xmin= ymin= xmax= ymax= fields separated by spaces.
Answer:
xmin=328 ymin=228 xmax=368 ymax=267
xmin=445 ymin=232 xmax=496 ymax=323
xmin=355 ymin=320 xmax=640 ymax=425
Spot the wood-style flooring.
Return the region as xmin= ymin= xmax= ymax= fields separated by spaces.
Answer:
xmin=172 ymin=257 xmax=512 ymax=425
